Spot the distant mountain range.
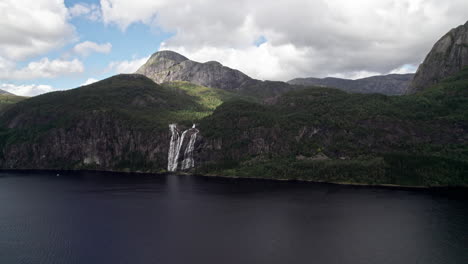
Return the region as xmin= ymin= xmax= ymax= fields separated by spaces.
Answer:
xmin=288 ymin=74 xmax=415 ymax=95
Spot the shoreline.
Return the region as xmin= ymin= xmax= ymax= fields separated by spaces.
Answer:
xmin=196 ymin=173 xmax=467 ymax=190
xmin=0 ymin=168 xmax=466 ymax=190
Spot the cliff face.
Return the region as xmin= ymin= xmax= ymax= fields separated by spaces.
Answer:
xmin=1 ymin=113 xmax=170 ymax=171
xmin=0 ymin=74 xmax=208 ymax=172
xmin=288 ymin=74 xmax=414 ymax=95
xmin=136 ymin=50 xmax=256 ymax=91
xmin=408 ymin=21 xmax=468 ymax=93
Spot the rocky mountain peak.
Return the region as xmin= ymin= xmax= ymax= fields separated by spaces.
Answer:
xmin=135 ymin=50 xmax=254 ymax=91
xmin=149 ymin=50 xmax=189 ymax=63
xmin=407 ymin=20 xmax=468 ymax=93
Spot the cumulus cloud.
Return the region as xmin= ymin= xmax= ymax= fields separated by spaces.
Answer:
xmin=0 ymin=0 xmax=75 ymax=61
xmin=69 ymin=3 xmax=101 ymax=21
xmin=0 ymin=83 xmax=54 ymax=96
xmin=0 ymin=58 xmax=84 ymax=80
xmin=82 ymin=78 xmax=99 ymax=86
xmin=100 ymin=0 xmax=468 ymax=80
xmin=162 ymin=42 xmax=310 ymax=81
xmin=73 ymin=41 xmax=112 ymax=56
xmin=107 ymin=56 xmax=149 ymax=74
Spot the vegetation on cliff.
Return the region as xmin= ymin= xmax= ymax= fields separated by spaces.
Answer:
xmin=0 ymin=66 xmax=466 ymax=186
xmin=197 ymin=68 xmax=468 ymax=186
xmin=0 ymin=94 xmax=25 ymax=112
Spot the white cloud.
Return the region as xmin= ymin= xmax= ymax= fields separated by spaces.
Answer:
xmin=100 ymin=0 xmax=165 ymax=30
xmin=390 ymin=64 xmax=418 ymax=74
xmin=107 ymin=56 xmax=149 ymax=74
xmin=0 ymin=83 xmax=54 ymax=96
xmin=0 ymin=0 xmax=75 ymax=61
xmin=329 ymin=71 xmax=382 ymax=80
xmin=100 ymin=0 xmax=468 ymax=80
xmin=0 ymin=58 xmax=84 ymax=80
xmin=162 ymin=42 xmax=310 ymax=81
xmin=82 ymin=78 xmax=99 ymax=86
xmin=73 ymin=41 xmax=112 ymax=56
xmin=69 ymin=3 xmax=101 ymax=21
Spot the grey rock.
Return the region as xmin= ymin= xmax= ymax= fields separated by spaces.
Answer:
xmin=136 ymin=50 xmax=255 ymax=91
xmin=408 ymin=20 xmax=468 ymax=93
xmin=288 ymin=73 xmax=415 ymax=95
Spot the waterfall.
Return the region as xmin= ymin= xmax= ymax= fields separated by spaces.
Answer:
xmin=167 ymin=124 xmax=199 ymax=172
xmin=181 ymin=128 xmax=199 ymax=170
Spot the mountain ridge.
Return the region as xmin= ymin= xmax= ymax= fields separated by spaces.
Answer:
xmin=288 ymin=73 xmax=415 ymax=95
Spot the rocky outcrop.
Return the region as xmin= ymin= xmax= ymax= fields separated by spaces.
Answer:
xmin=407 ymin=21 xmax=468 ymax=93
xmin=136 ymin=50 xmax=256 ymax=91
xmin=288 ymin=74 xmax=414 ymax=95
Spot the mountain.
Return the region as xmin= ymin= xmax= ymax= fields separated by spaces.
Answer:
xmin=0 ymin=23 xmax=467 ymax=187
xmin=197 ymin=68 xmax=468 ymax=186
xmin=136 ymin=50 xmax=299 ymax=98
xmin=138 ymin=50 xmax=413 ymax=96
xmin=1 ymin=68 xmax=466 ymax=186
xmin=288 ymin=73 xmax=414 ymax=95
xmin=0 ymin=74 xmax=198 ymax=170
xmin=408 ymin=20 xmax=468 ymax=93
xmin=0 ymin=89 xmax=12 ymax=95
xmin=0 ymin=74 xmax=247 ymax=171
xmin=136 ymin=50 xmax=256 ymax=91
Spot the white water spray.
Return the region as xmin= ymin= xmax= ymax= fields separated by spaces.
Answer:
xmin=167 ymin=124 xmax=199 ymax=172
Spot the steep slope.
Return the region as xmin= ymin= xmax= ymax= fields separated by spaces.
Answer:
xmin=196 ymin=68 xmax=468 ymax=186
xmin=0 ymin=74 xmax=250 ymax=172
xmin=0 ymin=74 xmax=209 ymax=171
xmin=408 ymin=20 xmax=468 ymax=93
xmin=288 ymin=74 xmax=414 ymax=95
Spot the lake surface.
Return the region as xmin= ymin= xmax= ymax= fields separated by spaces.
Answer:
xmin=0 ymin=171 xmax=466 ymax=264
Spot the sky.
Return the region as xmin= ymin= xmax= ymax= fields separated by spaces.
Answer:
xmin=0 ymin=0 xmax=467 ymax=96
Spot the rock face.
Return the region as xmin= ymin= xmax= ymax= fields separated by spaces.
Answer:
xmin=288 ymin=74 xmax=414 ymax=95
xmin=136 ymin=50 xmax=255 ymax=91
xmin=408 ymin=21 xmax=468 ymax=93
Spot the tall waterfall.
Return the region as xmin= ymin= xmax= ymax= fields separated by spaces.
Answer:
xmin=167 ymin=124 xmax=199 ymax=172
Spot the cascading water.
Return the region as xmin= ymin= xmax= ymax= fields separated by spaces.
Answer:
xmin=167 ymin=124 xmax=199 ymax=172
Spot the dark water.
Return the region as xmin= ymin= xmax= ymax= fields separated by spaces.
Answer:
xmin=0 ymin=171 xmax=466 ymax=264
